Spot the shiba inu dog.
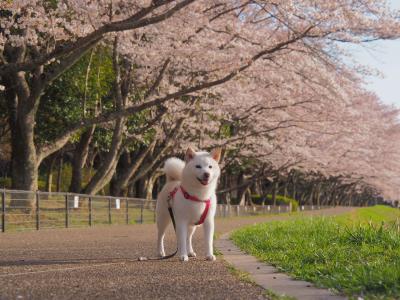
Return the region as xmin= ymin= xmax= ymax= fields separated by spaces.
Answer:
xmin=156 ymin=147 xmax=222 ymax=262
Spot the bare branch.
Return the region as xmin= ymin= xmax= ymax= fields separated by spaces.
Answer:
xmin=143 ymin=58 xmax=171 ymax=99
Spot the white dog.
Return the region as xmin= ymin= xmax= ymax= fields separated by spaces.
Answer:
xmin=156 ymin=147 xmax=221 ymax=262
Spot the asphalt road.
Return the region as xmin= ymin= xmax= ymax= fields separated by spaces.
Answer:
xmin=0 ymin=207 xmax=353 ymax=300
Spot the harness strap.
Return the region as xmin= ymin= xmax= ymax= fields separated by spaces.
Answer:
xmin=169 ymin=186 xmax=179 ymax=199
xmin=195 ymin=200 xmax=210 ymax=225
xmin=168 ymin=185 xmax=211 ymax=226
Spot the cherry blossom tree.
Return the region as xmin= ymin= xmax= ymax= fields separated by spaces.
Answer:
xmin=1 ymin=0 xmax=400 ymax=206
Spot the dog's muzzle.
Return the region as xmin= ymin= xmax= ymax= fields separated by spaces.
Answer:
xmin=197 ymin=173 xmax=210 ymax=185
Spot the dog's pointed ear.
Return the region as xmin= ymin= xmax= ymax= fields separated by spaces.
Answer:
xmin=210 ymin=147 xmax=222 ymax=163
xmin=185 ymin=147 xmax=196 ymax=162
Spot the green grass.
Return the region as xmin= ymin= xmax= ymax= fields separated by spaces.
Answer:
xmin=231 ymin=205 xmax=400 ymax=300
xmin=336 ymin=205 xmax=400 ymax=224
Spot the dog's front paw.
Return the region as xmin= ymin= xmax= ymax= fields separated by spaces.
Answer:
xmin=188 ymin=251 xmax=197 ymax=258
xmin=205 ymin=255 xmax=216 ymax=261
xmin=159 ymin=251 xmax=165 ymax=258
xmin=179 ymin=255 xmax=189 ymax=262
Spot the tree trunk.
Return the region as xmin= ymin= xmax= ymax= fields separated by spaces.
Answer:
xmin=291 ymin=175 xmax=297 ymax=201
xmin=4 ymin=65 xmax=40 ymax=208
xmin=69 ymin=126 xmax=95 ymax=192
xmin=144 ymin=172 xmax=162 ymax=208
xmin=56 ymin=151 xmax=64 ymax=192
xmin=82 ymin=118 xmax=125 ymax=195
xmin=5 ymin=85 xmax=37 ymax=192
xmin=135 ymin=178 xmax=147 ymax=198
xmin=238 ymin=190 xmax=246 ymax=206
xmin=112 ymin=141 xmax=156 ymax=196
xmin=10 ymin=113 xmax=38 ymax=193
xmin=45 ymin=154 xmax=57 ymax=192
xmin=237 ymin=172 xmax=246 ymax=205
xmin=145 ymin=176 xmax=155 ymax=200
xmin=82 ymin=38 xmax=129 ymax=195
xmin=272 ymin=179 xmax=278 ymax=206
xmin=300 ymin=192 xmax=307 ymax=205
xmin=308 ymin=185 xmax=315 ymax=205
xmin=109 ymin=151 xmax=131 ymax=196
xmin=283 ymin=181 xmax=288 ymax=199
xmin=245 ymin=187 xmax=252 ymax=206
xmin=316 ymin=182 xmax=321 ymax=207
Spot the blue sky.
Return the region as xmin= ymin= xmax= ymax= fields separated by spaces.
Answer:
xmin=349 ymin=0 xmax=400 ymax=108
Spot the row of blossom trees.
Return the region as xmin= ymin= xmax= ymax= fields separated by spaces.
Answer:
xmin=1 ymin=0 xmax=400 ymax=206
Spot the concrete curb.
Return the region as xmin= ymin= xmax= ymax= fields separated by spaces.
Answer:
xmin=216 ymin=232 xmax=347 ymax=300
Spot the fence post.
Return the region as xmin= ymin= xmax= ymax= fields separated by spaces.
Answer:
xmin=36 ymin=191 xmax=40 ymax=230
xmin=140 ymin=200 xmax=144 ymax=224
xmin=125 ymin=199 xmax=129 ymax=225
xmin=65 ymin=194 xmax=69 ymax=228
xmin=89 ymin=197 xmax=92 ymax=226
xmin=2 ymin=190 xmax=5 ymax=232
xmin=108 ymin=197 xmax=112 ymax=225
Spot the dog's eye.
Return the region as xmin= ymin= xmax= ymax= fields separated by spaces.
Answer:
xmin=195 ymin=165 xmax=201 ymax=169
xmin=209 ymin=165 xmax=212 ymax=169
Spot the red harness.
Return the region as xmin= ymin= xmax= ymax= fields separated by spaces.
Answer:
xmin=169 ymin=186 xmax=211 ymax=225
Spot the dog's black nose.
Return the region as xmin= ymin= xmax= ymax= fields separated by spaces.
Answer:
xmin=203 ymin=172 xmax=210 ymax=179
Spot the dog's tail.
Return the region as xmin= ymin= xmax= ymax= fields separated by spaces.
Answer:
xmin=164 ymin=157 xmax=185 ymax=182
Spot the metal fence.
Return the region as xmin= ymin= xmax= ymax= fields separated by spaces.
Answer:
xmin=214 ymin=203 xmax=326 ymax=218
xmin=0 ymin=189 xmax=326 ymax=232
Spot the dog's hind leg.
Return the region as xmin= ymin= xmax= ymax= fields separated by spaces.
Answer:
xmin=156 ymin=200 xmax=171 ymax=257
xmin=187 ymin=225 xmax=197 ymax=257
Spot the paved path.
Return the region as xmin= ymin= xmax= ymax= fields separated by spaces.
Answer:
xmin=0 ymin=207 xmax=353 ymax=300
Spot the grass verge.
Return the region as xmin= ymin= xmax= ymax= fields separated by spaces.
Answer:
xmin=225 ymin=263 xmax=256 ymax=285
xmin=231 ymin=205 xmax=400 ymax=300
xmin=263 ymin=289 xmax=296 ymax=300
